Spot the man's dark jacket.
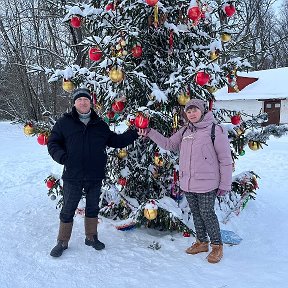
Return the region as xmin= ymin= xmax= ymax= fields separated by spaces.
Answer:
xmin=47 ymin=107 xmax=138 ymax=182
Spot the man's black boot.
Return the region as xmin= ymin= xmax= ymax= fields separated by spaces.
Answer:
xmin=85 ymin=235 xmax=105 ymax=250
xmin=84 ymin=217 xmax=105 ymax=250
xmin=50 ymin=221 xmax=73 ymax=257
xmin=50 ymin=241 xmax=68 ymax=257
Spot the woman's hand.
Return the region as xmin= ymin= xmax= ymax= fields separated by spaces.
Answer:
xmin=217 ymin=189 xmax=229 ymax=196
xmin=137 ymin=128 xmax=150 ymax=137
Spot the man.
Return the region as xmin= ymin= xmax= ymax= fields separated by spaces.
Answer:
xmin=48 ymin=87 xmax=139 ymax=257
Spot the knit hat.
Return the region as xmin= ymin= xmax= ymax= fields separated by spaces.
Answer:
xmin=72 ymin=88 xmax=91 ymax=103
xmin=184 ymin=99 xmax=206 ymax=114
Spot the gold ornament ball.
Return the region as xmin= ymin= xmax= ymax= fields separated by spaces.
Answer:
xmin=144 ymin=208 xmax=158 ymax=220
xmin=154 ymin=155 xmax=165 ymax=167
xmin=109 ymin=68 xmax=124 ymax=83
xmin=116 ymin=51 xmax=123 ymax=57
xmin=210 ymin=51 xmax=219 ymax=60
xmin=117 ymin=149 xmax=128 ymax=159
xmin=24 ymin=125 xmax=34 ymax=136
xmin=248 ymin=141 xmax=262 ymax=151
xmin=221 ymin=33 xmax=232 ymax=43
xmin=177 ymin=93 xmax=190 ymax=106
xmin=62 ymin=79 xmax=75 ymax=92
xmin=207 ymin=86 xmax=218 ymax=93
xmin=235 ymin=127 xmax=244 ymax=136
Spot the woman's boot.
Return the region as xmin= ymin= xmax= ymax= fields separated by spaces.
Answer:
xmin=186 ymin=240 xmax=209 ymax=254
xmin=207 ymin=244 xmax=223 ymax=263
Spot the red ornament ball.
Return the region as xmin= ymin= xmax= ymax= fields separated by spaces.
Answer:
xmin=112 ymin=101 xmax=125 ymax=113
xmin=130 ymin=119 xmax=135 ymax=125
xmin=118 ymin=178 xmax=127 ymax=186
xmin=135 ymin=114 xmax=149 ymax=129
xmin=89 ymin=47 xmax=102 ymax=62
xmin=195 ymin=71 xmax=210 ymax=86
xmin=145 ymin=0 xmax=158 ymax=6
xmin=231 ymin=114 xmax=241 ymax=125
xmin=106 ymin=3 xmax=115 ymax=11
xmin=46 ymin=179 xmax=56 ymax=189
xmin=131 ymin=45 xmax=143 ymax=58
xmin=106 ymin=111 xmax=115 ymax=119
xmin=70 ymin=16 xmax=81 ymax=28
xmin=183 ymin=232 xmax=191 ymax=237
xmin=37 ymin=134 xmax=48 ymax=145
xmin=224 ymin=4 xmax=236 ymax=17
xmin=187 ymin=6 xmax=202 ymax=21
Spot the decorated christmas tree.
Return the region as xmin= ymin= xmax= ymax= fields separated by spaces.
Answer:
xmin=25 ymin=0 xmax=288 ymax=233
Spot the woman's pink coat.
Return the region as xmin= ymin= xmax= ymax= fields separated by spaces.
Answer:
xmin=147 ymin=111 xmax=233 ymax=193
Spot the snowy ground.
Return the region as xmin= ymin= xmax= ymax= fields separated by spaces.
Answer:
xmin=0 ymin=121 xmax=288 ymax=288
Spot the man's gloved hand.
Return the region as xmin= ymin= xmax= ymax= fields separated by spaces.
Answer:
xmin=217 ymin=189 xmax=229 ymax=196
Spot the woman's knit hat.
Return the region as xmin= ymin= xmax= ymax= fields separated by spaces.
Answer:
xmin=184 ymin=99 xmax=206 ymax=114
xmin=72 ymin=88 xmax=91 ymax=103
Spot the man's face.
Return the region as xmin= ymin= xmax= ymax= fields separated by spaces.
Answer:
xmin=74 ymin=97 xmax=91 ymax=114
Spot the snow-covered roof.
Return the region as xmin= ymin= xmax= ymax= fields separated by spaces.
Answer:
xmin=215 ymin=67 xmax=288 ymax=101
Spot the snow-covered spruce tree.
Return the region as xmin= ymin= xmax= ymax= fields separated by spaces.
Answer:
xmin=28 ymin=0 xmax=287 ymax=233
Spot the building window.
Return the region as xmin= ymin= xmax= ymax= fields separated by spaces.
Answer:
xmin=266 ymin=103 xmax=272 ymax=108
xmin=275 ymin=103 xmax=281 ymax=108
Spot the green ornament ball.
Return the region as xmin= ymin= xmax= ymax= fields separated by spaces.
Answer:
xmin=239 ymin=150 xmax=245 ymax=156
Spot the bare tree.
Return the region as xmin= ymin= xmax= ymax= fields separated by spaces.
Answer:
xmin=0 ymin=0 xmax=287 ymax=120
xmin=230 ymin=0 xmax=283 ymax=70
xmin=0 ymin=0 xmax=78 ymax=120
xmin=270 ymin=0 xmax=288 ymax=67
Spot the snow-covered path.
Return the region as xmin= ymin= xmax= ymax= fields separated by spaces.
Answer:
xmin=0 ymin=122 xmax=288 ymax=288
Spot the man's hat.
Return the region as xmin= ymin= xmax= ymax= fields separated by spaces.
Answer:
xmin=72 ymin=88 xmax=91 ymax=103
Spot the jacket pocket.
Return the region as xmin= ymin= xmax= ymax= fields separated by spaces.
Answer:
xmin=195 ymin=172 xmax=216 ymax=179
xmin=201 ymin=144 xmax=215 ymax=164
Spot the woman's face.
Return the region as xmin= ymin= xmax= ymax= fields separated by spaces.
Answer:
xmin=185 ymin=106 xmax=202 ymax=123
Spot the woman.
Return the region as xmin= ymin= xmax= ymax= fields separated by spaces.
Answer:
xmin=138 ymin=99 xmax=232 ymax=263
